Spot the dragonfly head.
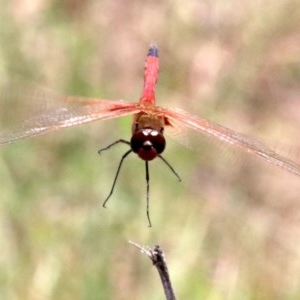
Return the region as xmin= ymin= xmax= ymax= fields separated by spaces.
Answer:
xmin=130 ymin=128 xmax=165 ymax=161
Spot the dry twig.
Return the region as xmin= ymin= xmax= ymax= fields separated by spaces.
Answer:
xmin=129 ymin=241 xmax=176 ymax=300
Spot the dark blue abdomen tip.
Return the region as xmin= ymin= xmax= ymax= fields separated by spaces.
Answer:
xmin=148 ymin=44 xmax=158 ymax=57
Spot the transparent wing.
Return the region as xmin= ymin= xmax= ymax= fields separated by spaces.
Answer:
xmin=160 ymin=106 xmax=300 ymax=177
xmin=0 ymin=85 xmax=140 ymax=144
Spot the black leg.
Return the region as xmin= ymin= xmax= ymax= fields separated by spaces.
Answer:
xmin=102 ymin=149 xmax=132 ymax=208
xmin=98 ymin=139 xmax=130 ymax=155
xmin=158 ymin=155 xmax=181 ymax=182
xmin=145 ymin=161 xmax=152 ymax=227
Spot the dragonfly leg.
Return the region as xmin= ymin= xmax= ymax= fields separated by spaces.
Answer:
xmin=98 ymin=139 xmax=130 ymax=155
xmin=145 ymin=161 xmax=152 ymax=227
xmin=102 ymin=149 xmax=132 ymax=208
xmin=158 ymin=155 xmax=181 ymax=182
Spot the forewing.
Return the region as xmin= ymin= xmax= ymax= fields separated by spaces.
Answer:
xmin=160 ymin=106 xmax=300 ymax=177
xmin=0 ymin=85 xmax=140 ymax=144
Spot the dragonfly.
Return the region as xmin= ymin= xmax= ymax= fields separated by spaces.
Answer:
xmin=1 ymin=43 xmax=300 ymax=226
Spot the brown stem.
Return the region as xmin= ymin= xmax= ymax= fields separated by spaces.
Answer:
xmin=129 ymin=241 xmax=177 ymax=300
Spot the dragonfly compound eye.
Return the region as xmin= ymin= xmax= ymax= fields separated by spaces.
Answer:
xmin=130 ymin=128 xmax=166 ymax=161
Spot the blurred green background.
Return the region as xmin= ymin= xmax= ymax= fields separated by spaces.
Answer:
xmin=1 ymin=0 xmax=300 ymax=299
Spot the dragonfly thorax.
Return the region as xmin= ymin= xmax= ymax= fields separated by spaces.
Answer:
xmin=130 ymin=127 xmax=165 ymax=161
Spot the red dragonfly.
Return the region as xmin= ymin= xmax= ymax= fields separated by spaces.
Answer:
xmin=1 ymin=43 xmax=300 ymax=226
